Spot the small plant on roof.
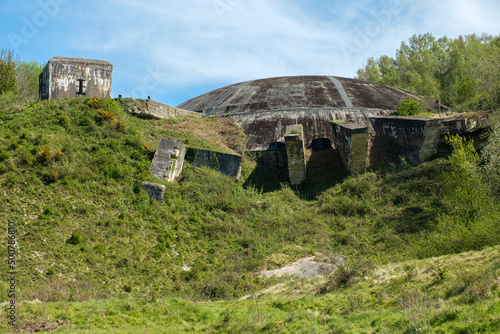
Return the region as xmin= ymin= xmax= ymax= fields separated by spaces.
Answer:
xmin=396 ymin=97 xmax=421 ymax=116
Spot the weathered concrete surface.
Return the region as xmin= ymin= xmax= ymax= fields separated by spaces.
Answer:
xmin=39 ymin=57 xmax=112 ymax=100
xmin=127 ymin=99 xmax=201 ymax=119
xmin=246 ymin=148 xmax=287 ymax=169
xmin=285 ymin=125 xmax=306 ymax=185
xmin=141 ymin=182 xmax=166 ymax=201
xmin=440 ymin=113 xmax=489 ymax=135
xmin=186 ymin=148 xmax=243 ymax=180
xmin=178 ymin=75 xmax=437 ymax=115
xmin=150 ymin=138 xmax=185 ymax=182
xmin=232 ymin=107 xmax=391 ymax=150
xmin=177 ymin=75 xmax=440 ymax=151
xmin=334 ymin=123 xmax=369 ymax=175
xmin=370 ymin=116 xmax=441 ymax=165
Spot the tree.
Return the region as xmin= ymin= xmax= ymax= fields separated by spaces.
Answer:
xmin=356 ymin=57 xmax=381 ymax=83
xmin=441 ymin=135 xmax=485 ymax=225
xmin=481 ymin=119 xmax=500 ymax=196
xmin=0 ymin=49 xmax=18 ymax=94
xmin=356 ymin=33 xmax=500 ymax=111
xmin=16 ymin=60 xmax=44 ymax=101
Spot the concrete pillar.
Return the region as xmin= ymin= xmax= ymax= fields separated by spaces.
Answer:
xmin=334 ymin=123 xmax=369 ymax=175
xmin=150 ymin=138 xmax=186 ymax=182
xmin=285 ymin=125 xmax=306 ymax=185
xmin=370 ymin=116 xmax=441 ymax=165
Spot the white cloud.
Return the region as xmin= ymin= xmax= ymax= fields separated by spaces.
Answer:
xmin=2 ymin=0 xmax=499 ymax=105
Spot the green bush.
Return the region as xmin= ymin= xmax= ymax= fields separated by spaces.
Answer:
xmin=66 ymin=233 xmax=82 ymax=245
xmin=0 ymin=49 xmax=17 ymax=94
xmin=441 ymin=135 xmax=486 ymax=224
xmin=396 ymin=97 xmax=421 ymax=116
xmin=481 ymin=119 xmax=500 ymax=195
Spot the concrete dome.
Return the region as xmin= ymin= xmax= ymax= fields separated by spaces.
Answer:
xmin=178 ymin=76 xmax=436 ymax=115
xmin=178 ymin=76 xmax=437 ymax=151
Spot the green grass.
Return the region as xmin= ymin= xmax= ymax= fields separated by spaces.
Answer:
xmin=0 ymin=96 xmax=499 ymax=332
xmin=5 ymin=246 xmax=499 ymax=333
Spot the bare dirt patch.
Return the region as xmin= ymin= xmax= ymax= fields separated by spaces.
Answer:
xmin=260 ymin=256 xmax=340 ymax=279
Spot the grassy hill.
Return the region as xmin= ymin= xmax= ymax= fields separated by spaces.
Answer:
xmin=0 ymin=97 xmax=499 ymax=333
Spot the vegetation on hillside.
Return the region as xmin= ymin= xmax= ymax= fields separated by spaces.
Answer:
xmin=0 ymin=95 xmax=499 ymax=332
xmin=0 ymin=39 xmax=499 ymax=332
xmin=9 ymin=246 xmax=500 ymax=333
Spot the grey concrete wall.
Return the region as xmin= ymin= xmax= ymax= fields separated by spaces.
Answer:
xmin=127 ymin=99 xmax=201 ymax=119
xmin=186 ymin=148 xmax=243 ymax=180
xmin=246 ymin=149 xmax=288 ymax=169
xmin=39 ymin=57 xmax=112 ymax=100
xmin=440 ymin=114 xmax=489 ymax=135
xmin=227 ymin=107 xmax=393 ymax=151
xmin=370 ymin=116 xmax=441 ymax=165
xmin=334 ymin=123 xmax=369 ymax=175
xmin=285 ymin=125 xmax=306 ymax=185
xmin=150 ymin=138 xmax=186 ymax=182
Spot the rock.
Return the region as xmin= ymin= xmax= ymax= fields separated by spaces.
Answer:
xmin=141 ymin=182 xmax=166 ymax=201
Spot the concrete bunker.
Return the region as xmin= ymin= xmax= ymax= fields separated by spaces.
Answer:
xmin=39 ymin=57 xmax=112 ymax=100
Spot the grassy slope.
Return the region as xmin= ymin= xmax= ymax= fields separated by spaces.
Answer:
xmin=8 ymin=246 xmax=500 ymax=333
xmin=0 ymin=97 xmax=499 ymax=332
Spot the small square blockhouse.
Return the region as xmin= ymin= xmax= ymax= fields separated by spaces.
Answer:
xmin=39 ymin=57 xmax=112 ymax=100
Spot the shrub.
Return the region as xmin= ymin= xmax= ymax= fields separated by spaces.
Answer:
xmin=115 ymin=119 xmax=126 ymax=132
xmin=53 ymin=150 xmax=65 ymax=161
xmin=481 ymin=120 xmax=500 ymax=195
xmin=441 ymin=135 xmax=486 ymax=224
xmin=43 ymin=169 xmax=58 ymax=183
xmin=142 ymin=144 xmax=151 ymax=155
xmin=396 ymin=97 xmax=421 ymax=116
xmin=87 ymin=97 xmax=103 ymax=109
xmin=97 ymin=109 xmax=116 ymax=122
xmin=39 ymin=146 xmax=52 ymax=165
xmin=66 ymin=233 xmax=81 ymax=245
xmin=319 ymin=261 xmax=372 ymax=294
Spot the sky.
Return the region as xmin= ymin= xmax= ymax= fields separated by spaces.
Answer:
xmin=1 ymin=0 xmax=500 ymax=107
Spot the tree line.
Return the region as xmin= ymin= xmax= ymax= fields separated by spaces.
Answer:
xmin=0 ymin=49 xmax=44 ymax=102
xmin=356 ymin=33 xmax=500 ymax=111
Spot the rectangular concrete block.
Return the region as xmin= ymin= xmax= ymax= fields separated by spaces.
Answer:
xmin=370 ymin=116 xmax=441 ymax=165
xmin=334 ymin=123 xmax=369 ymax=175
xmin=185 ymin=148 xmax=243 ymax=180
xmin=150 ymin=138 xmax=186 ymax=182
xmin=285 ymin=125 xmax=306 ymax=185
xmin=141 ymin=182 xmax=166 ymax=201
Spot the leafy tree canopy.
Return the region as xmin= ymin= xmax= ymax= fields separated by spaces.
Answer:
xmin=356 ymin=33 xmax=500 ymax=111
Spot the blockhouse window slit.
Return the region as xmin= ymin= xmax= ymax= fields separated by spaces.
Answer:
xmin=76 ymin=79 xmax=86 ymax=96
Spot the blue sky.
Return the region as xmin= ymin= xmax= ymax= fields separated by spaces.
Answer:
xmin=1 ymin=0 xmax=500 ymax=106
